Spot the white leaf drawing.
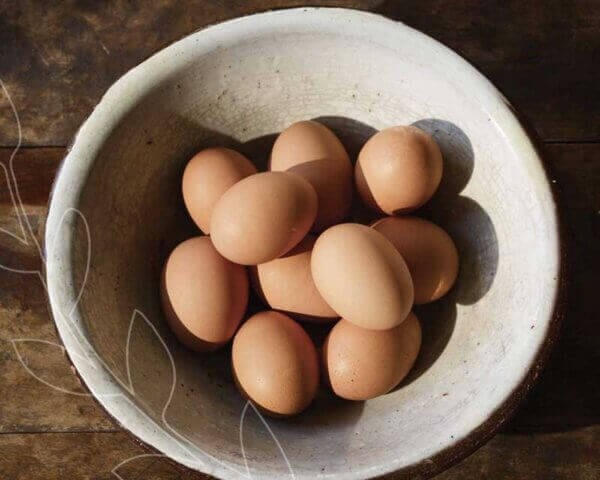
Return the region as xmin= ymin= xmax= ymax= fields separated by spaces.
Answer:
xmin=0 ymin=162 xmax=28 ymax=246
xmin=0 ymin=78 xmax=29 ymax=246
xmin=11 ymin=339 xmax=91 ymax=396
xmin=47 ymin=206 xmax=91 ymax=318
xmin=124 ymin=309 xmax=259 ymax=476
xmin=0 ymin=78 xmax=45 ymax=284
xmin=239 ymin=400 xmax=296 ymax=479
xmin=45 ymin=205 xmax=100 ymax=373
xmin=124 ymin=309 xmax=206 ymax=470
xmin=111 ymin=454 xmax=166 ymax=480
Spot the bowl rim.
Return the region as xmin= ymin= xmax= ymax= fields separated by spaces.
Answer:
xmin=43 ymin=6 xmax=566 ymax=480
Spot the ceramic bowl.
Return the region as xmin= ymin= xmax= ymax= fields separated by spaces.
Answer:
xmin=45 ymin=7 xmax=563 ymax=480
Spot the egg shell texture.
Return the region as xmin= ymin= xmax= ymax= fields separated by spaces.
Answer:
xmin=182 ymin=147 xmax=256 ymax=233
xmin=250 ymin=235 xmax=338 ymax=322
xmin=232 ymin=311 xmax=320 ymax=416
xmin=355 ymin=125 xmax=443 ymax=214
xmin=322 ymin=313 xmax=422 ymax=400
xmin=311 ymin=223 xmax=414 ymax=330
xmin=270 ymin=120 xmax=353 ymax=231
xmin=161 ymin=236 xmax=249 ymax=351
xmin=372 ymin=216 xmax=459 ymax=304
xmin=210 ymin=171 xmax=318 ymax=265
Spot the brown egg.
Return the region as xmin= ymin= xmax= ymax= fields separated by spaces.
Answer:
xmin=270 ymin=121 xmax=353 ymax=231
xmin=271 ymin=120 xmax=350 ymax=171
xmin=372 ymin=216 xmax=459 ymax=304
xmin=322 ymin=313 xmax=422 ymax=400
xmin=355 ymin=126 xmax=443 ymax=214
xmin=250 ymin=235 xmax=338 ymax=322
xmin=210 ymin=171 xmax=318 ymax=265
xmin=311 ymin=223 xmax=414 ymax=330
xmin=182 ymin=147 xmax=256 ymax=233
xmin=161 ymin=236 xmax=248 ymax=351
xmin=232 ymin=311 xmax=320 ymax=416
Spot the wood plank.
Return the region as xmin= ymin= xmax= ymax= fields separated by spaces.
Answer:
xmin=437 ymin=427 xmax=599 ymax=480
xmin=0 ymin=432 xmax=206 ymax=480
xmin=0 ymin=233 xmax=117 ymax=432
xmin=374 ymin=0 xmax=600 ymax=143
xmin=0 ymin=428 xmax=597 ymax=479
xmin=0 ymin=147 xmax=115 ymax=433
xmin=0 ymin=147 xmax=62 ymax=205
xmin=1 ymin=1 xmax=599 ymax=146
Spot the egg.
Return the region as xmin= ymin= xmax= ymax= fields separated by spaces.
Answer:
xmin=270 ymin=120 xmax=349 ymax=172
xmin=182 ymin=147 xmax=256 ymax=233
xmin=161 ymin=236 xmax=248 ymax=351
xmin=372 ymin=216 xmax=459 ymax=304
xmin=355 ymin=125 xmax=443 ymax=214
xmin=322 ymin=313 xmax=422 ymax=400
xmin=311 ymin=223 xmax=414 ymax=330
xmin=270 ymin=120 xmax=353 ymax=231
xmin=210 ymin=171 xmax=318 ymax=265
xmin=250 ymin=235 xmax=338 ymax=322
xmin=232 ymin=311 xmax=319 ymax=416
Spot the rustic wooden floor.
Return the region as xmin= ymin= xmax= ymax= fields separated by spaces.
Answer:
xmin=0 ymin=1 xmax=598 ymax=479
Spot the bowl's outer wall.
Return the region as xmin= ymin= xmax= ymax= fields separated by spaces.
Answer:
xmin=45 ymin=8 xmax=562 ymax=480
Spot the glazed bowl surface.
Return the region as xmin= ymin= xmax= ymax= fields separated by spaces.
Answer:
xmin=46 ymin=7 xmax=562 ymax=480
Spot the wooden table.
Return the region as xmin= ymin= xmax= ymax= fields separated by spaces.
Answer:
xmin=0 ymin=1 xmax=598 ymax=478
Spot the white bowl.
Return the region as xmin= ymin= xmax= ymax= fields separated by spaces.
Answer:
xmin=45 ymin=7 xmax=563 ymax=480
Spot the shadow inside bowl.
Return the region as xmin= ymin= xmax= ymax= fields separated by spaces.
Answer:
xmin=70 ymin=109 xmax=498 ymax=473
xmin=397 ymin=293 xmax=458 ymax=390
xmin=413 ymin=118 xmax=499 ymax=306
xmin=282 ymin=389 xmax=365 ymax=437
xmin=313 ymin=117 xmax=498 ymax=387
xmin=313 ymin=116 xmax=378 ymax=163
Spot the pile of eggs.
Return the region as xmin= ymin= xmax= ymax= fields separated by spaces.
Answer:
xmin=161 ymin=121 xmax=458 ymax=416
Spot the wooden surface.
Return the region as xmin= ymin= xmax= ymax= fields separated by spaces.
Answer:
xmin=0 ymin=1 xmax=598 ymax=479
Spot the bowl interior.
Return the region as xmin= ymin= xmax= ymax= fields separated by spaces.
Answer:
xmin=46 ymin=9 xmax=560 ymax=480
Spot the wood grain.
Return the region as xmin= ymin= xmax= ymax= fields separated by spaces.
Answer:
xmin=374 ymin=0 xmax=600 ymax=142
xmin=0 ymin=148 xmax=61 ymax=205
xmin=437 ymin=426 xmax=600 ymax=480
xmin=0 ymin=428 xmax=597 ymax=480
xmin=0 ymin=147 xmax=115 ymax=433
xmin=1 ymin=1 xmax=599 ymax=146
xmin=0 ymin=143 xmax=598 ymax=477
xmin=0 ymin=432 xmax=207 ymax=480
